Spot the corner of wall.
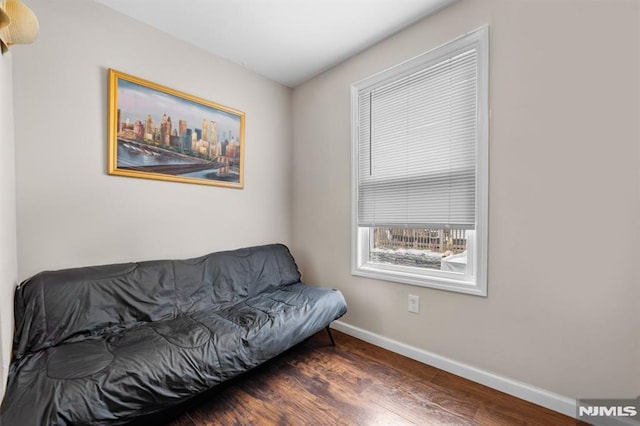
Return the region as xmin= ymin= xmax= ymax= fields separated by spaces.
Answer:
xmin=0 ymin=50 xmax=18 ymax=402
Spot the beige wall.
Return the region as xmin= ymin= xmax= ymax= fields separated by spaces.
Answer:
xmin=0 ymin=52 xmax=17 ymax=400
xmin=13 ymin=0 xmax=293 ymax=280
xmin=292 ymin=0 xmax=640 ymax=400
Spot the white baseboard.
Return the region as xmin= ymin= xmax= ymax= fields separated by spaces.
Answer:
xmin=331 ymin=320 xmax=579 ymax=418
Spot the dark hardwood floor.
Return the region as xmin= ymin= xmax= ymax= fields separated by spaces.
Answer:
xmin=165 ymin=330 xmax=581 ymax=425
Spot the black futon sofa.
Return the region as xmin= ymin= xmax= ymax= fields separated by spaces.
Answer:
xmin=0 ymin=244 xmax=347 ymax=425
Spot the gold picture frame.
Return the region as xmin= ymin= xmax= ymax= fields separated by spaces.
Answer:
xmin=108 ymin=69 xmax=245 ymax=188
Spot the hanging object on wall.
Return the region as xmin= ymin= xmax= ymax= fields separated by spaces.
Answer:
xmin=107 ymin=69 xmax=246 ymax=189
xmin=0 ymin=8 xmax=9 ymax=30
xmin=0 ymin=0 xmax=39 ymax=54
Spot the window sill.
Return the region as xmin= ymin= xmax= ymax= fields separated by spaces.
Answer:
xmin=352 ymin=262 xmax=486 ymax=296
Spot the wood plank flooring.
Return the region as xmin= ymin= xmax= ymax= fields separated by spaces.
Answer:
xmin=162 ymin=330 xmax=581 ymax=425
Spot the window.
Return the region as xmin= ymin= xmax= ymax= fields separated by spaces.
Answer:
xmin=351 ymin=27 xmax=489 ymax=296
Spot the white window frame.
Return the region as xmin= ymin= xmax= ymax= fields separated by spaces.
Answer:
xmin=350 ymin=26 xmax=489 ymax=296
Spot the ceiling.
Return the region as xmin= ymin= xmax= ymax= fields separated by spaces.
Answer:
xmin=95 ymin=0 xmax=458 ymax=88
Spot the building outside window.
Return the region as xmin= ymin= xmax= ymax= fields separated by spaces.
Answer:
xmin=351 ymin=26 xmax=489 ymax=296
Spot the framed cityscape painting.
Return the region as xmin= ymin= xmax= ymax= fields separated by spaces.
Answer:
xmin=107 ymin=69 xmax=245 ymax=188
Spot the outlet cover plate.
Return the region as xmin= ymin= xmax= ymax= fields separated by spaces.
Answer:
xmin=408 ymin=294 xmax=419 ymax=313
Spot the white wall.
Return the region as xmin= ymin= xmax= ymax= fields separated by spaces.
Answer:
xmin=0 ymin=51 xmax=17 ymax=400
xmin=13 ymin=0 xmax=293 ymax=280
xmin=292 ymin=0 xmax=639 ymax=403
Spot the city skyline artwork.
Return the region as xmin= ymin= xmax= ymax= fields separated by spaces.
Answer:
xmin=107 ymin=69 xmax=245 ymax=189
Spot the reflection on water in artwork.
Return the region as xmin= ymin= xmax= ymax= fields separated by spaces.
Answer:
xmin=117 ymin=140 xmax=194 ymax=167
xmin=116 ymin=139 xmax=240 ymax=183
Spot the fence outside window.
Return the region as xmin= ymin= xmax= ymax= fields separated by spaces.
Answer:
xmin=372 ymin=227 xmax=467 ymax=254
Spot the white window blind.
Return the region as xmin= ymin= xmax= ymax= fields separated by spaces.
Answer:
xmin=357 ymin=48 xmax=478 ymax=229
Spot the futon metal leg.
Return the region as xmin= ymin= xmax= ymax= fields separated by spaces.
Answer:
xmin=326 ymin=326 xmax=336 ymax=346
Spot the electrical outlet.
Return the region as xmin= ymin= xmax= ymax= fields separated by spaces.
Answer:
xmin=408 ymin=294 xmax=419 ymax=314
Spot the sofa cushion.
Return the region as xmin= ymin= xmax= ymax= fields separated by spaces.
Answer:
xmin=13 ymin=261 xmax=178 ymax=358
xmin=148 ymin=316 xmax=211 ymax=349
xmin=47 ymin=339 xmax=114 ymax=379
xmin=172 ymin=244 xmax=302 ymax=313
